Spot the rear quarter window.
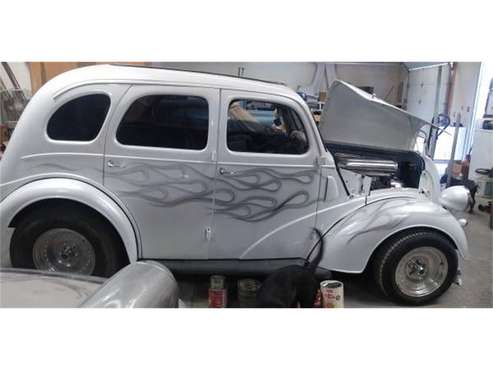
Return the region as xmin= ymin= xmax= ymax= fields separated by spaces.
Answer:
xmin=47 ymin=94 xmax=110 ymax=141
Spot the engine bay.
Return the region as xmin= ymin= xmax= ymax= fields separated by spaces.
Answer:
xmin=325 ymin=141 xmax=426 ymax=194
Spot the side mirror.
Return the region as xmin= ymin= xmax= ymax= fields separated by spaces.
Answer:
xmin=439 ymin=186 xmax=470 ymax=212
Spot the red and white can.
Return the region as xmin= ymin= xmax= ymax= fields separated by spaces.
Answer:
xmin=208 ymin=288 xmax=227 ymax=308
xmin=320 ymin=280 xmax=344 ymax=308
xmin=208 ymin=275 xmax=227 ymax=308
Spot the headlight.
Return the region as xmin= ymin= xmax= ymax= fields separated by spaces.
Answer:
xmin=439 ymin=186 xmax=470 ymax=212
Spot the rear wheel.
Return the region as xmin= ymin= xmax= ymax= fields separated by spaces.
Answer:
xmin=10 ymin=203 xmax=128 ymax=277
xmin=373 ymin=230 xmax=458 ymax=305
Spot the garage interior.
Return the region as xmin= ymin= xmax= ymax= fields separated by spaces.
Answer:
xmin=0 ymin=61 xmax=492 ymax=308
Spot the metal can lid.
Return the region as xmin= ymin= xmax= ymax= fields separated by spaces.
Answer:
xmin=320 ymin=280 xmax=343 ymax=289
xmin=237 ymin=278 xmax=260 ymax=292
xmin=210 ymin=275 xmax=225 ymax=289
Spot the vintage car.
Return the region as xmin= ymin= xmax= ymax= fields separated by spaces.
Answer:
xmin=0 ymin=64 xmax=470 ymax=305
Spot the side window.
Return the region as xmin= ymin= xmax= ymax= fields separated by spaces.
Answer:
xmin=47 ymin=94 xmax=110 ymax=141
xmin=116 ymin=95 xmax=209 ymax=150
xmin=227 ymin=99 xmax=308 ymax=154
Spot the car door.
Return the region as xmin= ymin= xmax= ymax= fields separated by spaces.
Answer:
xmin=104 ymin=85 xmax=219 ymax=259
xmin=210 ymin=90 xmax=322 ymax=260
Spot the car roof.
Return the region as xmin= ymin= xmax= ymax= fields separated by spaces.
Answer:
xmin=46 ymin=64 xmax=302 ymax=101
xmin=112 ymin=63 xmax=288 ymax=86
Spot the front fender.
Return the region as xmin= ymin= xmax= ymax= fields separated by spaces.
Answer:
xmin=0 ymin=178 xmax=139 ymax=266
xmin=319 ymin=197 xmax=469 ymax=273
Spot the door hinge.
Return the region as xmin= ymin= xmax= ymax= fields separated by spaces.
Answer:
xmin=211 ymin=150 xmax=217 ymax=161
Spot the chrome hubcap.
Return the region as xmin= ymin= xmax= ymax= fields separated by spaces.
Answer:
xmin=32 ymin=228 xmax=96 ymax=275
xmin=395 ymin=247 xmax=448 ymax=297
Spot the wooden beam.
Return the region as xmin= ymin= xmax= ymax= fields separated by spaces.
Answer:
xmin=42 ymin=62 xmax=79 ymax=82
xmin=29 ymin=62 xmax=44 ymax=93
xmin=28 ymin=62 xmax=150 ymax=93
xmin=29 ymin=62 xmax=80 ymax=93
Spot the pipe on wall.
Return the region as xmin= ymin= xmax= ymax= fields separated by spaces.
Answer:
xmin=1 ymin=63 xmax=20 ymax=90
xmin=445 ymin=62 xmax=456 ymax=118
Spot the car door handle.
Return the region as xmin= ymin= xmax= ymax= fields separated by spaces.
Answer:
xmin=107 ymin=160 xmax=125 ymax=168
xmin=218 ymin=167 xmax=235 ymax=176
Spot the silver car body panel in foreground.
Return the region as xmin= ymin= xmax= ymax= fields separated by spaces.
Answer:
xmin=80 ymin=261 xmax=179 ymax=308
xmin=0 ymin=262 xmax=179 ymax=308
xmin=0 ymin=268 xmax=104 ymax=307
xmin=0 ymin=65 xmax=469 ymax=277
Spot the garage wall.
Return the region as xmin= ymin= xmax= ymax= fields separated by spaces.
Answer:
xmin=449 ymin=62 xmax=481 ymax=130
xmin=152 ymin=62 xmax=316 ymax=90
xmin=0 ymin=62 xmax=31 ymax=91
xmin=1 ymin=62 xmax=151 ymax=94
xmin=405 ymin=62 xmax=482 ymax=163
xmin=405 ymin=63 xmax=481 ymax=127
xmin=153 ymin=62 xmax=403 ymax=105
xmin=406 ymin=64 xmax=450 ymax=122
xmin=2 ymin=62 xmax=405 ymax=106
xmin=334 ymin=63 xmax=403 ymax=105
xmin=451 ymin=63 xmax=482 ymax=160
xmin=469 ymin=62 xmax=493 ymax=177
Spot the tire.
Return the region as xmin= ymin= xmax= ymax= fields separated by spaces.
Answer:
xmin=372 ymin=230 xmax=458 ymax=306
xmin=10 ymin=203 xmax=128 ymax=277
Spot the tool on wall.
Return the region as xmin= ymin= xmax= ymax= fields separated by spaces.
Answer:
xmin=0 ymin=63 xmax=31 ymax=146
xmin=444 ymin=113 xmax=465 ymax=188
xmin=297 ymin=63 xmax=337 ymax=100
xmin=0 ymin=63 xmax=30 ymax=131
xmin=427 ymin=113 xmax=450 ymax=158
xmin=475 ymin=167 xmax=493 ymax=229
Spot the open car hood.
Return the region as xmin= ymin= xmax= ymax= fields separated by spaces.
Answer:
xmin=319 ymin=80 xmax=431 ymax=151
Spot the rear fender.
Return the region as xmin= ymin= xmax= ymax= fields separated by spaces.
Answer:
xmin=0 ymin=178 xmax=139 ymax=266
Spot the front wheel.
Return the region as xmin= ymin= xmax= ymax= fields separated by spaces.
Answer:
xmin=373 ymin=230 xmax=458 ymax=305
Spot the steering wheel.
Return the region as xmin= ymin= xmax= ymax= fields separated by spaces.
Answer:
xmin=475 ymin=168 xmax=493 ymax=177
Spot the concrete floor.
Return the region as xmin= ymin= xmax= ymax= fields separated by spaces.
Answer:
xmin=178 ymin=209 xmax=493 ymax=308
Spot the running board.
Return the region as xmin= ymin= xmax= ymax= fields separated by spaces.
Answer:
xmin=151 ymin=258 xmax=332 ymax=278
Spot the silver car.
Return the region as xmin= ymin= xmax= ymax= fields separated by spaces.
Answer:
xmin=0 ymin=64 xmax=470 ymax=305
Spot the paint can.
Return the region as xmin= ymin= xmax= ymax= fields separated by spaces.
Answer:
xmin=208 ymin=275 xmax=227 ymax=308
xmin=237 ymin=279 xmax=260 ymax=308
xmin=320 ymin=280 xmax=344 ymax=308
